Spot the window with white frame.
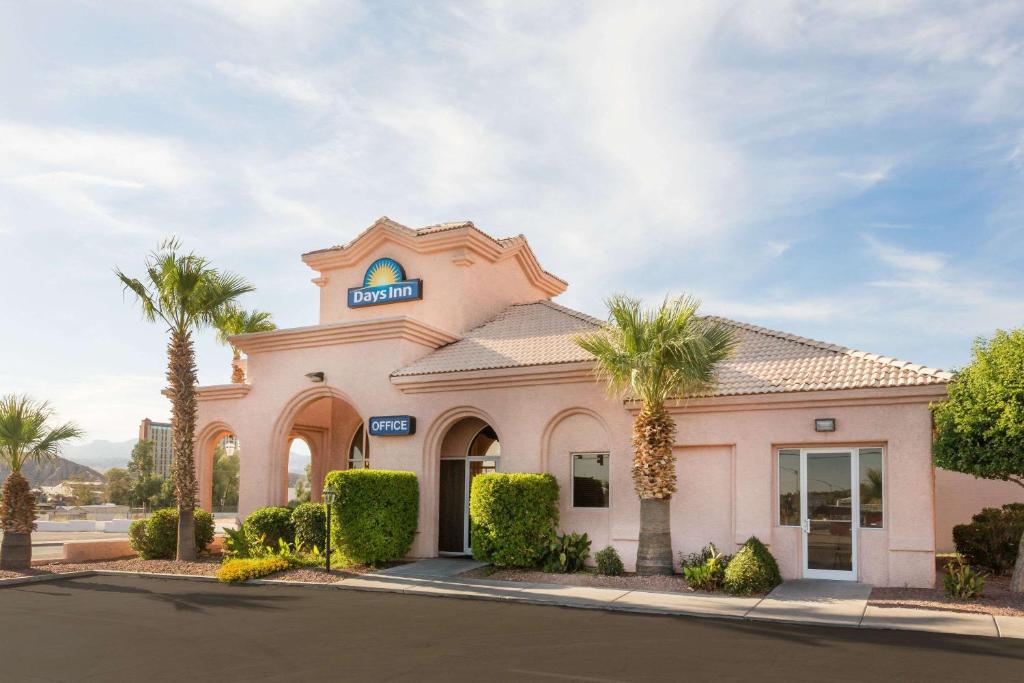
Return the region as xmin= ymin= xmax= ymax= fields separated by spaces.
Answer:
xmin=776 ymin=447 xmax=884 ymax=529
xmin=348 ymin=424 xmax=370 ymax=469
xmin=572 ymin=452 xmax=609 ymax=508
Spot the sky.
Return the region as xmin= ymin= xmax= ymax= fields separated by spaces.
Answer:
xmin=1 ymin=1 xmax=1023 ymax=442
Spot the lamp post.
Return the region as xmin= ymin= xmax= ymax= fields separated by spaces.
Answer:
xmin=323 ymin=487 xmax=336 ymax=573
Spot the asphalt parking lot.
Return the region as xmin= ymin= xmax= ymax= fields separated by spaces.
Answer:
xmin=1 ymin=575 xmax=1022 ymax=682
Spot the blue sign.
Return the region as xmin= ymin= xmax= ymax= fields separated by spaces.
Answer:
xmin=347 ymin=257 xmax=423 ymax=308
xmin=368 ymin=415 xmax=416 ymax=436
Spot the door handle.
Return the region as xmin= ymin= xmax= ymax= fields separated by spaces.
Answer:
xmin=801 ymin=519 xmax=810 ymax=534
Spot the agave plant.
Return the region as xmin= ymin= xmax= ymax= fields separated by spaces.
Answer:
xmin=0 ymin=394 xmax=83 ymax=569
xmin=213 ymin=305 xmax=276 ymax=383
xmin=576 ymin=295 xmax=736 ymax=575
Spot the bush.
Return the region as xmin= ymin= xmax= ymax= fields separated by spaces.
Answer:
xmin=469 ymin=473 xmax=559 ymax=567
xmin=128 ymin=508 xmax=215 ymax=560
xmin=324 ymin=470 xmax=419 ymax=566
xmin=543 ymin=531 xmax=591 ymax=573
xmin=217 ymin=556 xmax=291 ymax=583
xmin=723 ymin=537 xmax=782 ymax=595
xmin=291 ymin=502 xmax=327 ymax=552
xmin=943 ymin=555 xmax=986 ymax=599
xmin=680 ymin=543 xmax=733 ymax=571
xmin=682 ymin=543 xmax=728 ymax=592
xmin=595 ymin=546 xmax=624 ymax=576
xmin=952 ymin=503 xmax=1024 ymax=575
xmin=243 ymin=506 xmax=295 ymax=551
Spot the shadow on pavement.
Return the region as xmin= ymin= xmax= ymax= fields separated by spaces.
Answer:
xmin=44 ymin=576 xmax=301 ymax=613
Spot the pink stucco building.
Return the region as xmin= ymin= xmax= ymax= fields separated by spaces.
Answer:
xmin=193 ymin=217 xmax=1023 ymax=587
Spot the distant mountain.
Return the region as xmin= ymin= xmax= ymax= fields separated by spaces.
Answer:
xmin=0 ymin=455 xmax=104 ymax=487
xmin=61 ymin=439 xmax=136 ymax=472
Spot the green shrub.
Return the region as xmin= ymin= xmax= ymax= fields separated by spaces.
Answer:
xmin=595 ymin=546 xmax=624 ymax=576
xmin=680 ymin=543 xmax=733 ymax=571
xmin=291 ymin=502 xmax=327 ymax=552
xmin=543 ymin=531 xmax=591 ymax=573
xmin=469 ymin=473 xmax=559 ymax=567
xmin=243 ymin=506 xmax=295 ymax=551
xmin=952 ymin=503 xmax=1024 ymax=575
xmin=324 ymin=470 xmax=419 ymax=566
xmin=943 ymin=555 xmax=986 ymax=599
xmin=682 ymin=543 xmax=728 ymax=592
xmin=217 ymin=556 xmax=291 ymax=583
xmin=723 ymin=537 xmax=782 ymax=595
xmin=222 ymin=526 xmax=253 ymax=559
xmin=128 ymin=508 xmax=215 ymax=560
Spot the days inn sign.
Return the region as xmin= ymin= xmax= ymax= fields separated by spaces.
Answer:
xmin=347 ymin=257 xmax=423 ymax=308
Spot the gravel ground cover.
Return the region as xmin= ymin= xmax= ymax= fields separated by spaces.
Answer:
xmin=870 ymin=575 xmax=1024 ymax=617
xmin=0 ymin=555 xmax=223 ymax=580
xmin=461 ymin=566 xmax=698 ymax=593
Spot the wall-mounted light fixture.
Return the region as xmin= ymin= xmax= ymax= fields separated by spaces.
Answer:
xmin=815 ymin=418 xmax=836 ymax=432
xmin=305 ymin=371 xmax=325 ymax=383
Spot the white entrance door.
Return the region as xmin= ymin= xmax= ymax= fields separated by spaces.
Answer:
xmin=800 ymin=449 xmax=857 ymax=580
xmin=463 ymin=456 xmax=499 ymax=554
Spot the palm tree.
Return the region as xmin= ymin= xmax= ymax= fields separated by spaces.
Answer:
xmin=0 ymin=394 xmax=83 ymax=569
xmin=214 ymin=305 xmax=276 ymax=383
xmin=116 ymin=239 xmax=253 ymax=561
xmin=576 ymin=295 xmax=737 ymax=575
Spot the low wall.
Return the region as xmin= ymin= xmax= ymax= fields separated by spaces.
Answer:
xmin=935 ymin=468 xmax=1024 ymax=552
xmin=36 ymin=521 xmax=98 ymax=532
xmin=57 ymin=534 xmax=226 ymax=563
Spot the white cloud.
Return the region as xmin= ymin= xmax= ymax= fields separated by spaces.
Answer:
xmin=215 ymin=61 xmax=334 ymax=110
xmin=839 ymin=163 xmax=894 ymax=188
xmin=865 ymin=234 xmax=947 ymax=273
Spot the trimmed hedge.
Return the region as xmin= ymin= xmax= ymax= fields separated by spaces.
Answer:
xmin=469 ymin=473 xmax=559 ymax=567
xmin=291 ymin=502 xmax=327 ymax=552
xmin=217 ymin=556 xmax=291 ymax=583
xmin=953 ymin=503 xmax=1024 ymax=575
xmin=324 ymin=470 xmax=419 ymax=565
xmin=723 ymin=536 xmax=782 ymax=595
xmin=128 ymin=508 xmax=215 ymax=560
xmin=595 ymin=546 xmax=625 ymax=576
xmin=243 ymin=506 xmax=295 ymax=550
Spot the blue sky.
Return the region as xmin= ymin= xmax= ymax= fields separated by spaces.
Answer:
xmin=1 ymin=1 xmax=1023 ymax=441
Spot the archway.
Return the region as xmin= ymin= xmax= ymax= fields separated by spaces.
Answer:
xmin=194 ymin=422 xmax=241 ymax=517
xmin=272 ymin=388 xmax=364 ymax=507
xmin=436 ymin=416 xmax=501 ymax=555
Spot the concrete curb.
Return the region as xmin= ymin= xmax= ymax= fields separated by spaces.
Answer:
xmin=2 ymin=570 xmax=1020 ymax=640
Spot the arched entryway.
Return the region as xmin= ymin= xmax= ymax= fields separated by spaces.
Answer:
xmin=272 ymin=387 xmax=365 ymax=506
xmin=195 ymin=422 xmax=241 ymax=515
xmin=437 ymin=417 xmax=501 ymax=555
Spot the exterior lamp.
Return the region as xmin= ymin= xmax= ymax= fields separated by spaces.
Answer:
xmin=323 ymin=487 xmax=336 ymax=573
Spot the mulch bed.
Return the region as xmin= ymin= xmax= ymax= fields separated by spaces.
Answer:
xmin=461 ymin=566 xmax=699 ymax=593
xmin=870 ymin=574 xmax=1024 ymax=617
xmin=0 ymin=554 xmax=223 ymax=580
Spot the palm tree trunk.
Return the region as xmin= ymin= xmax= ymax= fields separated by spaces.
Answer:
xmin=167 ymin=329 xmax=199 ymax=561
xmin=632 ymin=404 xmax=677 ymax=575
xmin=1 ymin=472 xmax=36 ymax=570
xmin=230 ymin=347 xmax=245 ymax=384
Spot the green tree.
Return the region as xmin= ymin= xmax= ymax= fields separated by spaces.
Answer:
xmin=150 ymin=477 xmax=177 ymax=510
xmin=933 ymin=328 xmax=1024 ymax=591
xmin=0 ymin=394 xmax=83 ymax=569
xmin=214 ymin=305 xmax=276 ymax=383
xmin=575 ymin=295 xmax=736 ymax=574
xmin=116 ymin=239 xmax=253 ymax=560
xmin=212 ymin=446 xmax=240 ymax=510
xmin=128 ymin=440 xmax=162 ymax=510
xmin=104 ymin=467 xmax=133 ymax=506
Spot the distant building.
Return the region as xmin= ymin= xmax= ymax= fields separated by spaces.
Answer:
xmin=139 ymin=418 xmax=173 ymax=478
xmin=139 ymin=418 xmax=238 ymax=478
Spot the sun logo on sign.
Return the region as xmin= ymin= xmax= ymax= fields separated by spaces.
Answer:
xmin=363 ymin=258 xmax=406 ymax=287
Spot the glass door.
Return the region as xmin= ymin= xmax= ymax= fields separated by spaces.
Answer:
xmin=464 ymin=457 xmax=499 ymax=553
xmin=801 ymin=449 xmax=856 ymax=580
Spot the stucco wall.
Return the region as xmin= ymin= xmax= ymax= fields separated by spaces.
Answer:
xmin=934 ymin=468 xmax=1024 ymax=553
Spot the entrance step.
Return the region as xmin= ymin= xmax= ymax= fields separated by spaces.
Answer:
xmin=378 ymin=558 xmax=487 ymax=579
xmin=749 ymin=579 xmax=871 ymax=626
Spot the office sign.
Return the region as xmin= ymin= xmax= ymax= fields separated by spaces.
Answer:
xmin=348 ymin=257 xmax=423 ymax=308
xmin=368 ymin=415 xmax=416 ymax=437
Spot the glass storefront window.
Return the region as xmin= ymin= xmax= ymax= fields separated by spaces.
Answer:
xmin=572 ymin=452 xmax=609 ymax=508
xmin=778 ymin=449 xmax=800 ymax=526
xmin=859 ymin=447 xmax=883 ymax=528
xmin=348 ymin=424 xmax=369 ymax=469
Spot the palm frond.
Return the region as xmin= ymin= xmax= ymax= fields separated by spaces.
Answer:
xmin=0 ymin=394 xmax=84 ymax=473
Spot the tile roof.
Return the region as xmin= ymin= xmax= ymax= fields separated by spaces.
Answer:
xmin=392 ymin=301 xmax=953 ymax=396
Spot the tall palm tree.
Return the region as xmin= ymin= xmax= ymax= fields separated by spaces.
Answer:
xmin=576 ymin=295 xmax=737 ymax=575
xmin=0 ymin=394 xmax=83 ymax=569
xmin=214 ymin=305 xmax=276 ymax=383
xmin=116 ymin=238 xmax=253 ymax=561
